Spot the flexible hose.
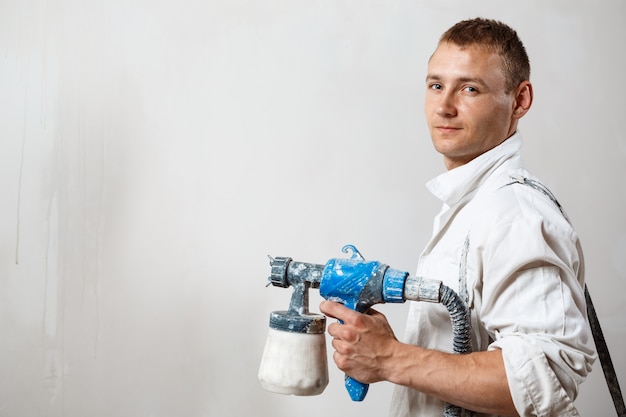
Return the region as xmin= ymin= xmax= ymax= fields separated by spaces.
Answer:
xmin=439 ymin=284 xmax=474 ymax=417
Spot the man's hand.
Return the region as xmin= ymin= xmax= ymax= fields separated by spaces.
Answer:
xmin=319 ymin=300 xmax=517 ymax=416
xmin=319 ymin=300 xmax=400 ymax=384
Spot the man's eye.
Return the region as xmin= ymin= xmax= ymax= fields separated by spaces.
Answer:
xmin=464 ymin=86 xmax=478 ymax=93
xmin=430 ymin=83 xmax=442 ymax=90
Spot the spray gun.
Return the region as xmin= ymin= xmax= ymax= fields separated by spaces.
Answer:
xmin=258 ymin=245 xmax=472 ymax=410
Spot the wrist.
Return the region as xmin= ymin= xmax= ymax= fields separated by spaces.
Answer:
xmin=382 ymin=342 xmax=428 ymax=387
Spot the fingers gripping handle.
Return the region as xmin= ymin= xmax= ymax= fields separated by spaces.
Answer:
xmin=331 ymin=323 xmax=369 ymax=401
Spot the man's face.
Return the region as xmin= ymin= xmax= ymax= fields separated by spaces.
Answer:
xmin=425 ymin=42 xmax=518 ymax=170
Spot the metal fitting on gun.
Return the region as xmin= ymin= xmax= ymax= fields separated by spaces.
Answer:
xmin=403 ymin=276 xmax=442 ymax=303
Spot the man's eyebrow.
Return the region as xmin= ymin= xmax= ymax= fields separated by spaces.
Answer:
xmin=425 ymin=74 xmax=487 ymax=86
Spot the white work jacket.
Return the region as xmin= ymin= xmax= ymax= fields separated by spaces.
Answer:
xmin=389 ymin=133 xmax=596 ymax=417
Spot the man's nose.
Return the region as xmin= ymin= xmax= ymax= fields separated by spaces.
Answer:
xmin=436 ymin=91 xmax=457 ymax=117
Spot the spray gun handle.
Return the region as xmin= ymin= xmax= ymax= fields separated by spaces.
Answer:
xmin=344 ymin=374 xmax=369 ymax=401
xmin=339 ymin=299 xmax=371 ymax=401
xmin=319 ymin=245 xmax=409 ymax=401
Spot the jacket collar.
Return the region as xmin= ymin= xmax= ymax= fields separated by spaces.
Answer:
xmin=426 ymin=132 xmax=524 ymax=207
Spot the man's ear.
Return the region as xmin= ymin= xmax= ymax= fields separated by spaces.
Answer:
xmin=512 ymin=81 xmax=533 ymax=119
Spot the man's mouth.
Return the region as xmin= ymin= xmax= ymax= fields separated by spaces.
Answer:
xmin=436 ymin=126 xmax=462 ymax=133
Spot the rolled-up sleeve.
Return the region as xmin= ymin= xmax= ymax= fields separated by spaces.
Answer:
xmin=492 ymin=334 xmax=589 ymax=416
xmin=474 ymin=192 xmax=596 ymax=416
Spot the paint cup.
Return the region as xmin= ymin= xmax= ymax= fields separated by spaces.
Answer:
xmin=258 ymin=311 xmax=328 ymax=396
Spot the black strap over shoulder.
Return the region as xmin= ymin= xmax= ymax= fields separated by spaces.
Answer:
xmin=585 ymin=285 xmax=626 ymax=416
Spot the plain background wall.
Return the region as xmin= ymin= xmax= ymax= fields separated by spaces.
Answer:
xmin=1 ymin=1 xmax=624 ymax=416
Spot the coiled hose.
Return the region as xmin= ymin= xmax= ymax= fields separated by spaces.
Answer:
xmin=439 ymin=284 xmax=474 ymax=417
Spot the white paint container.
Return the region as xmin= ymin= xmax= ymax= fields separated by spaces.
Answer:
xmin=258 ymin=313 xmax=329 ymax=396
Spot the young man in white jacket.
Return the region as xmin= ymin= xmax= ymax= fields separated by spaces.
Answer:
xmin=320 ymin=18 xmax=596 ymax=417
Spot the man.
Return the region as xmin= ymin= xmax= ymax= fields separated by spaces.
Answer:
xmin=319 ymin=18 xmax=596 ymax=416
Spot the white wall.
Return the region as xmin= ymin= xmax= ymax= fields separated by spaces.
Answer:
xmin=1 ymin=1 xmax=624 ymax=416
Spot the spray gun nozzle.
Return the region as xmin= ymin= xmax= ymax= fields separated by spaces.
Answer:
xmin=267 ymin=256 xmax=324 ymax=289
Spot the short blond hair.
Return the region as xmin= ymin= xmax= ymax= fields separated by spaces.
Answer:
xmin=439 ymin=18 xmax=530 ymax=92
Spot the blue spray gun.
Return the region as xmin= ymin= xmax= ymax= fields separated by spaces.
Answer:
xmin=259 ymin=244 xmax=472 ymax=406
